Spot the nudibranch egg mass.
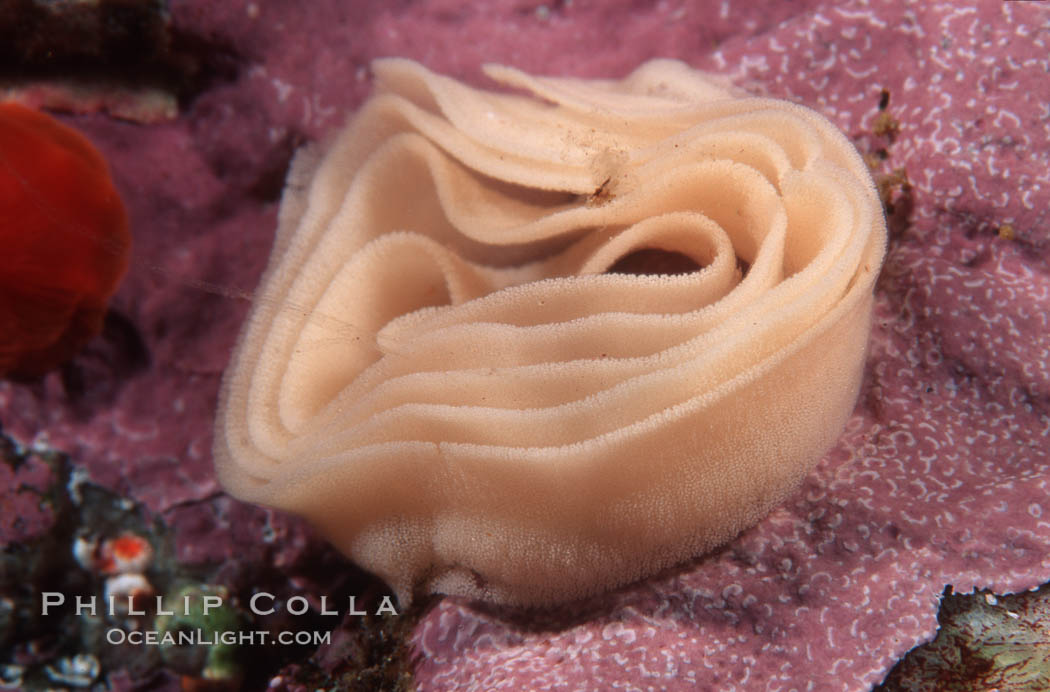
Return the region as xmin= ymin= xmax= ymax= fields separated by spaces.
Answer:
xmin=214 ymin=59 xmax=887 ymax=607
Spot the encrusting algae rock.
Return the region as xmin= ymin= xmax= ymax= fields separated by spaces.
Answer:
xmin=214 ymin=59 xmax=887 ymax=607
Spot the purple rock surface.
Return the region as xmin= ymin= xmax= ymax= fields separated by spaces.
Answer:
xmin=1 ymin=1 xmax=1048 ymax=690
xmin=0 ymin=443 xmax=55 ymax=545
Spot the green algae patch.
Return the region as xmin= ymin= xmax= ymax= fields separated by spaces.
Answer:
xmin=879 ymin=584 xmax=1050 ymax=691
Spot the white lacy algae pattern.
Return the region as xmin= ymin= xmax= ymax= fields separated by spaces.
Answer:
xmin=214 ymin=59 xmax=887 ymax=606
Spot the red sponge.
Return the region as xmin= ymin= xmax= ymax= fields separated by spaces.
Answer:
xmin=0 ymin=102 xmax=131 ymax=379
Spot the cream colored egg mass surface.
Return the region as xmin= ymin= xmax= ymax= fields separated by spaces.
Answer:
xmin=214 ymin=58 xmax=887 ymax=607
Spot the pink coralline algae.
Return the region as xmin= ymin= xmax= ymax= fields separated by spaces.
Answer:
xmin=407 ymin=2 xmax=1050 ymax=691
xmin=0 ymin=440 xmax=56 ymax=545
xmin=0 ymin=0 xmax=1047 ymax=690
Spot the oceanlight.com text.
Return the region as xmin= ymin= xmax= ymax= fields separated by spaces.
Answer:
xmin=106 ymin=628 xmax=332 ymax=647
